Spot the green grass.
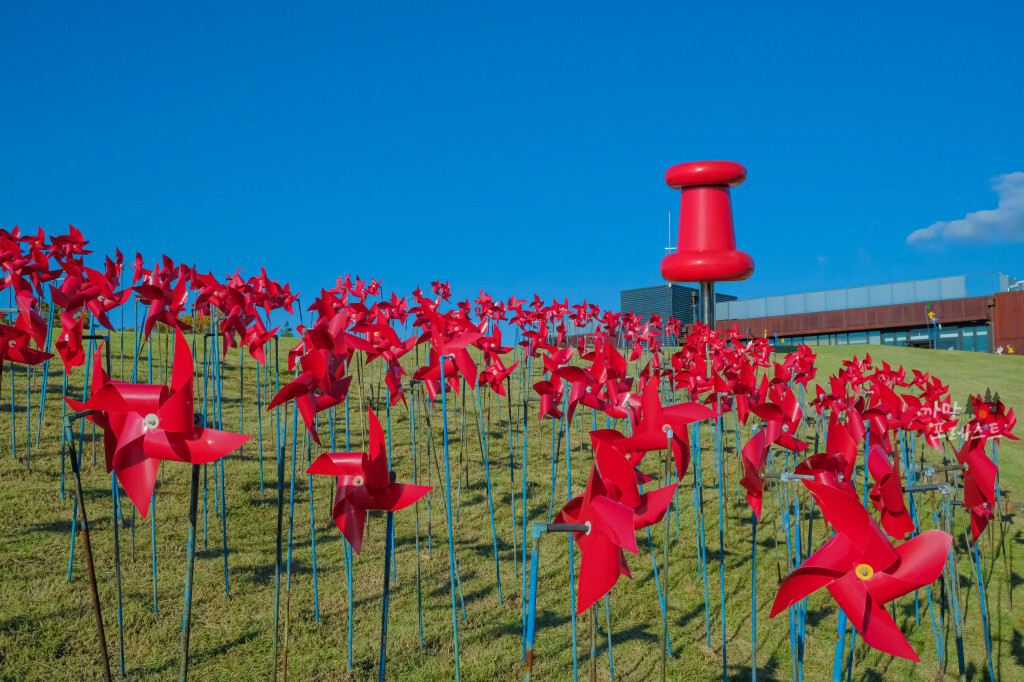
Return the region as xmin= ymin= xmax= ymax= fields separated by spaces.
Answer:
xmin=0 ymin=336 xmax=1022 ymax=680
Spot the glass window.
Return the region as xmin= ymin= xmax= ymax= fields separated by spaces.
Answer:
xmin=883 ymin=332 xmax=894 ymax=345
xmin=975 ymin=325 xmax=989 ymax=351
xmin=868 ymin=330 xmax=881 ymax=344
xmin=849 ymin=331 xmax=867 ymax=344
xmin=836 ymin=333 xmax=848 ymax=345
xmin=963 ymin=331 xmax=975 ymax=353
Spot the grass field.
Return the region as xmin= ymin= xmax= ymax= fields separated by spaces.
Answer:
xmin=0 ymin=335 xmax=1021 ymax=681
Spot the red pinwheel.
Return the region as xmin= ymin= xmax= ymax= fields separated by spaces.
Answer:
xmin=84 ymin=267 xmax=132 ymax=330
xmin=479 ymin=358 xmax=519 ymax=396
xmin=134 ymin=275 xmax=191 ymax=338
xmin=554 ymin=464 xmax=640 ymax=614
xmin=412 ymin=312 xmax=481 ymax=400
xmin=771 ymin=481 xmax=951 ymax=660
xmin=243 ymin=318 xmax=279 ymax=364
xmin=268 ymin=329 xmax=353 ymax=444
xmin=533 ymin=376 xmax=565 ymax=420
xmin=953 ymin=439 xmax=998 ymax=541
xmin=0 ymin=324 xmax=52 ymax=365
xmin=867 ymin=445 xmax=916 ymax=540
xmin=591 ymin=436 xmax=678 ymax=529
xmin=66 ymin=329 xmax=250 ymax=516
xmin=621 ymin=380 xmax=716 ymax=479
xmin=739 ymin=427 xmax=771 ymax=519
xmin=548 ymin=360 xmax=597 ymax=426
xmin=306 ymin=408 xmax=430 ymax=553
xmin=55 ymin=312 xmax=86 ymax=370
xmin=749 ymin=384 xmax=807 ymax=453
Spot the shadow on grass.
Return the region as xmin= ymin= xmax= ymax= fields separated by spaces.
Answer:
xmin=132 ymin=628 xmax=260 ymax=677
xmin=727 ymin=651 xmax=781 ymax=681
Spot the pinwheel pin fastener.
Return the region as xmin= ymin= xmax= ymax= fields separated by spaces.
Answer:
xmin=660 ymin=160 xmax=754 ymax=326
xmin=761 ymin=471 xmax=814 ymax=483
xmin=916 ymin=463 xmax=965 ymax=477
xmin=904 ymin=483 xmax=952 ymax=495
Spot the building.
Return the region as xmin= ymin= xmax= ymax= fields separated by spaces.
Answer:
xmin=621 ymin=284 xmax=736 ymax=326
xmin=712 ymin=272 xmax=1023 ymax=353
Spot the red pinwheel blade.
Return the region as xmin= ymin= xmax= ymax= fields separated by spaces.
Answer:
xmin=333 ymin=498 xmax=369 ymax=554
xmin=575 ymin=533 xmax=626 ymax=614
xmin=865 ymin=530 xmax=951 ymax=605
xmin=803 ymin=481 xmax=898 ymax=569
xmin=827 ymin=574 xmax=919 ymax=661
xmin=112 ymin=430 xmax=160 ymax=518
xmin=771 ymin=534 xmax=852 ymax=617
xmin=590 ymin=495 xmax=639 ymax=556
xmin=361 ymin=482 xmax=432 ymax=512
xmin=633 ymin=483 xmax=677 ymax=530
xmin=144 ymin=427 xmax=250 ymax=464
xmin=307 ymin=451 xmax=364 ymax=478
xmin=364 ymin=408 xmax=390 ymax=488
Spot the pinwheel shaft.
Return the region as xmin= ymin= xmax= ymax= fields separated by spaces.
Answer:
xmin=179 ymin=463 xmax=201 ymax=681
xmin=524 ymin=522 xmax=589 ymax=680
xmin=66 ymin=422 xmax=112 ymax=682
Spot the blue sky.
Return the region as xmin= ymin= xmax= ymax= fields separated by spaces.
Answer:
xmin=3 ymin=2 xmax=1023 ymax=318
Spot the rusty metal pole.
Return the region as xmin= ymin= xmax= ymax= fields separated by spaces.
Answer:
xmin=67 ymin=421 xmax=112 ymax=682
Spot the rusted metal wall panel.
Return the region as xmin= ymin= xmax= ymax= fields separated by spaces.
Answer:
xmin=993 ymin=291 xmax=1024 ymax=351
xmin=718 ymin=295 xmax=993 ymax=338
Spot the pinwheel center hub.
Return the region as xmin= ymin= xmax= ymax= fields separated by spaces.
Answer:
xmin=353 ymin=475 xmax=365 ymax=486
xmin=144 ymin=413 xmax=160 ymax=430
xmin=854 ymin=563 xmax=874 ymax=580
xmin=584 ymin=520 xmax=592 ymax=535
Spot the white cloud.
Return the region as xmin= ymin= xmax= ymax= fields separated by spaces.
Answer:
xmin=907 ymin=172 xmax=1024 ymax=245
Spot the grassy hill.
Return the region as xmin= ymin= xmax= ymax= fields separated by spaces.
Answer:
xmin=0 ymin=336 xmax=1020 ymax=681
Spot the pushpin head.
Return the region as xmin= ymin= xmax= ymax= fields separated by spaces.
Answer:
xmin=660 ymin=160 xmax=755 ymax=283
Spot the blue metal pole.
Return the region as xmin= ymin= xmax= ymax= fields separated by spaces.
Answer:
xmin=386 ymin=386 xmax=396 ymax=584
xmin=256 ymin=361 xmax=265 ymax=494
xmin=521 ymin=352 xmax=533 ymax=657
xmin=693 ymin=422 xmax=711 ymax=645
xmin=307 ymin=435 xmax=320 ymax=621
xmin=475 ymin=386 xmax=503 ymax=603
xmin=439 ymin=362 xmax=462 ymax=682
xmin=524 ymin=525 xmax=542 ymax=682
xmin=112 ymin=475 xmax=126 ymax=675
xmin=151 ymin=491 xmax=158 ymax=613
xmin=178 ymin=464 xmax=201 ymax=681
xmin=547 ymin=414 xmax=560 ymax=522
xmin=605 ymin=596 xmax=614 ymax=680
xmin=972 ymin=541 xmax=996 ymax=681
xmin=35 ymin=299 xmax=55 ymax=447
xmin=286 ymin=406 xmax=299 ymax=588
xmin=378 ymin=510 xmax=394 ymax=682
xmin=410 ymin=394 xmax=424 ymax=647
xmin=60 ymin=374 xmax=68 ymax=499
xmin=566 ymin=411 xmax=578 ymax=682
xmin=752 ymin=514 xmax=757 ymax=681
xmin=716 ymin=395 xmax=726 ymax=680
xmin=344 ymin=395 xmax=354 ymax=671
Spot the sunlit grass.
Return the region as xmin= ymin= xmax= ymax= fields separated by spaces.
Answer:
xmin=0 ymin=335 xmax=1020 ymax=680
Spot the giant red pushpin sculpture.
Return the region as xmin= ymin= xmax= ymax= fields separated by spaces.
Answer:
xmin=660 ymin=160 xmax=754 ymax=326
